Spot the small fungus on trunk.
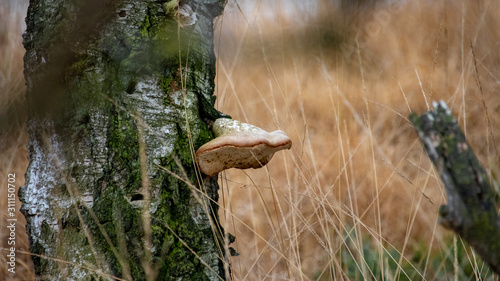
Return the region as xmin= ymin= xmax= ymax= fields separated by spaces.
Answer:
xmin=196 ymin=118 xmax=292 ymax=177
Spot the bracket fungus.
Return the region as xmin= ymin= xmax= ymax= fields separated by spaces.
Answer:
xmin=196 ymin=118 xmax=292 ymax=177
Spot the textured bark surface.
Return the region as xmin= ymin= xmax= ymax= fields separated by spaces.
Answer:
xmin=20 ymin=0 xmax=227 ymax=280
xmin=411 ymin=101 xmax=500 ymax=275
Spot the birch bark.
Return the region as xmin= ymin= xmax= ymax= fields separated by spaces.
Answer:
xmin=20 ymin=0 xmax=227 ymax=280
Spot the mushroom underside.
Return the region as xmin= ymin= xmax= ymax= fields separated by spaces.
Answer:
xmin=196 ymin=143 xmax=290 ymax=177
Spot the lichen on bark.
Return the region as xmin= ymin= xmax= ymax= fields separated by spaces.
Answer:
xmin=20 ymin=0 xmax=227 ymax=280
xmin=411 ymin=101 xmax=500 ymax=274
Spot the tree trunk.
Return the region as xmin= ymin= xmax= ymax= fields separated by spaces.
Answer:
xmin=410 ymin=101 xmax=500 ymax=275
xmin=20 ymin=0 xmax=228 ymax=280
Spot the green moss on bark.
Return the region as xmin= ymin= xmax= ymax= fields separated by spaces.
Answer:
xmin=411 ymin=102 xmax=500 ymax=274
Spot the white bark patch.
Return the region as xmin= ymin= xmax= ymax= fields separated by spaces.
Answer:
xmin=24 ymin=119 xmax=64 ymax=244
xmin=178 ymin=3 xmax=197 ymax=27
xmin=129 ymin=77 xmax=176 ymax=169
xmin=127 ymin=77 xmax=177 ymax=213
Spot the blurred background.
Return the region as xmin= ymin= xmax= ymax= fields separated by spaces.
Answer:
xmin=2 ymin=0 xmax=500 ymax=280
xmin=0 ymin=0 xmax=32 ymax=279
xmin=215 ymin=0 xmax=500 ymax=280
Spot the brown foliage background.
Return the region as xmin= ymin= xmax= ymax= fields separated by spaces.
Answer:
xmin=215 ymin=0 xmax=499 ymax=279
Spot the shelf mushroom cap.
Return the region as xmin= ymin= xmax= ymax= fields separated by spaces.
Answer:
xmin=196 ymin=118 xmax=292 ymax=177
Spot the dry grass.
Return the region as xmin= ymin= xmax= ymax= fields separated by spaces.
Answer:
xmin=215 ymin=0 xmax=500 ymax=280
xmin=2 ymin=0 xmax=500 ymax=280
xmin=0 ymin=0 xmax=33 ymax=280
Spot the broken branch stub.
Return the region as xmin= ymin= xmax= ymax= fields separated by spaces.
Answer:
xmin=410 ymin=100 xmax=500 ymax=274
xmin=196 ymin=118 xmax=292 ymax=177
